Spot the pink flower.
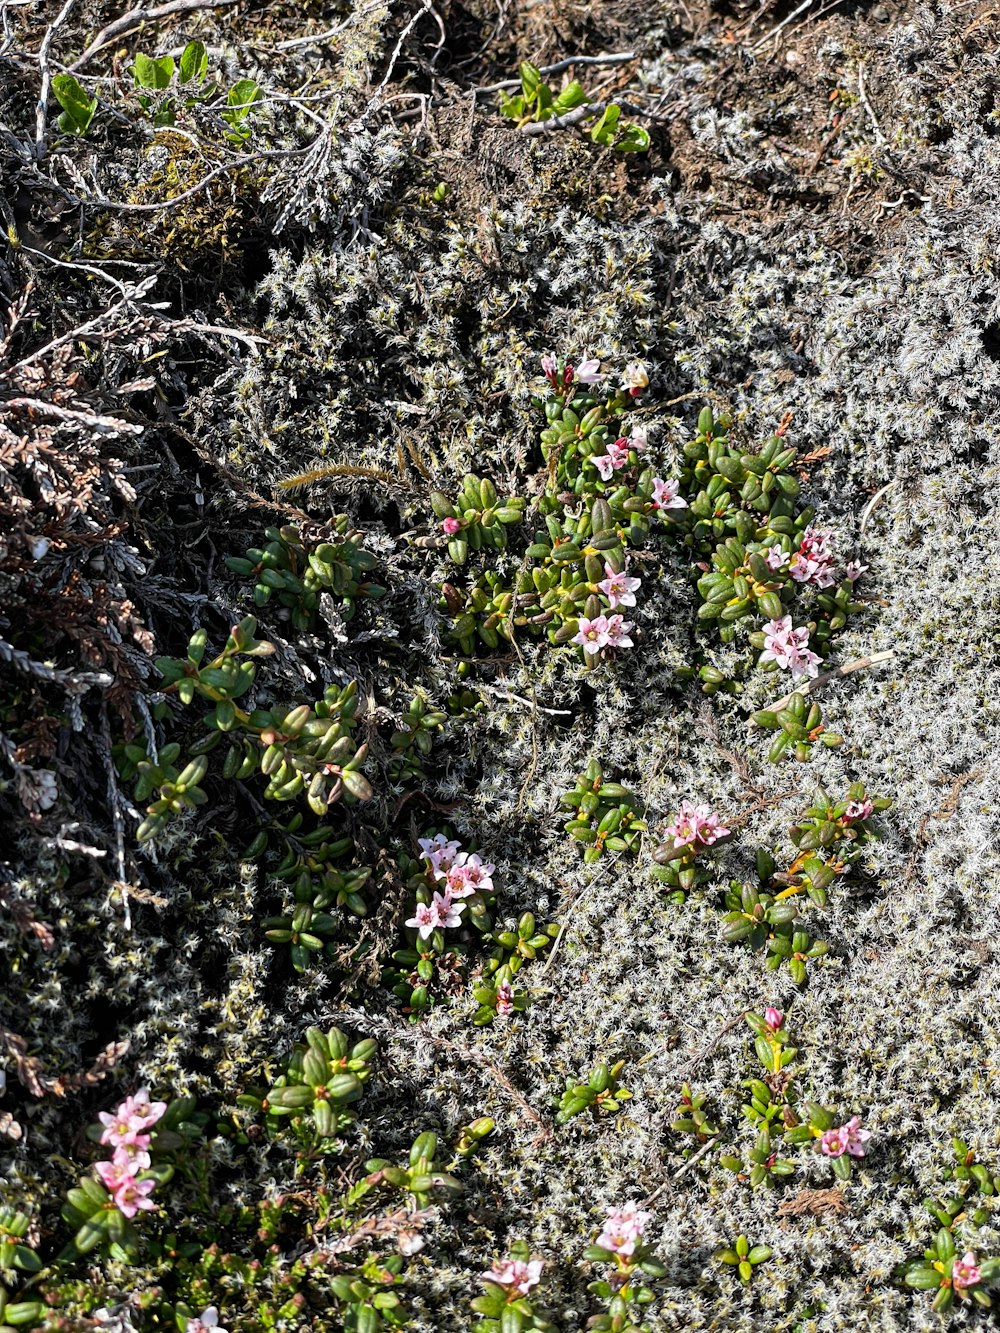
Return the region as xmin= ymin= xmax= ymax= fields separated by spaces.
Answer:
xmin=405 ymin=902 xmax=437 ymax=939
xmin=483 ymin=1257 xmax=544 ymax=1297
xmin=187 ymin=1310 xmax=227 ymax=1333
xmin=820 ymin=1116 xmax=870 ymax=1159
xmin=790 ymin=526 xmax=837 ymax=589
xmin=406 ymin=891 xmax=465 ymax=939
xmin=591 ymin=438 xmax=629 ymax=480
xmin=845 ymin=560 xmax=868 ymax=582
xmin=445 ymin=852 xmax=495 ymax=898
xmin=664 ymin=801 xmax=730 ymax=852
xmin=418 ymin=834 xmax=462 ymax=879
xmin=650 ymin=477 xmax=687 ymax=510
xmin=953 ymin=1252 xmax=982 ymax=1291
xmin=540 ymin=354 xmax=558 ymax=383
xmin=629 ymin=424 xmax=648 ymax=452
xmin=597 ymin=564 xmax=641 ymax=609
xmin=843 ymin=799 xmax=874 ymax=822
xmin=99 ymin=1090 xmax=166 ymax=1147
xmin=430 ymin=890 xmax=464 ymax=930
xmin=572 ymin=615 xmax=611 ymax=655
xmin=575 ymin=357 xmax=604 ymax=385
xmin=596 ymin=1201 xmax=649 ymax=1258
xmin=764 ymin=1007 xmax=783 ymax=1032
xmin=441 ymin=517 xmax=462 ymax=535
xmin=763 ymin=544 xmax=788 ymax=571
xmin=604 ymin=614 xmax=634 ymax=649
xmin=96 ymin=1153 xmax=145 ymax=1193
xmin=110 ymin=1175 xmax=157 ymax=1220
xmin=495 ymin=981 xmax=514 ymax=1016
xmin=786 ymin=643 xmax=822 ymax=681
xmin=760 ymin=617 xmax=821 ymax=679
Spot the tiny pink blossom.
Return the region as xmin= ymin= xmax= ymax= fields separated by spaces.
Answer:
xmin=763 ymin=544 xmax=789 ymax=571
xmin=651 ymin=477 xmax=687 ymax=510
xmin=591 ymin=438 xmax=629 ymax=480
xmin=99 ymin=1090 xmax=166 ymax=1147
xmin=665 ymin=801 xmax=730 ymax=852
xmin=786 ymin=643 xmax=822 ymax=681
xmin=445 ymin=852 xmax=495 ymax=899
xmin=540 ymin=354 xmax=558 ymax=382
xmin=430 ymin=890 xmax=464 ymax=930
xmin=575 ymin=357 xmax=604 ymax=385
xmin=843 ymin=799 xmax=874 ymax=822
xmin=495 ymin=981 xmax=514 ymax=1016
xmin=845 ymin=560 xmax=868 ymax=582
xmin=596 ymin=1201 xmax=649 ymax=1258
xmin=604 ymin=614 xmax=634 ymax=650
xmin=764 ymin=1007 xmax=783 ymax=1032
xmin=483 ymin=1257 xmax=544 ymax=1297
xmin=441 ymin=517 xmax=462 ymax=535
xmin=629 ymin=423 xmax=648 ymax=452
xmin=761 ymin=617 xmax=820 ymax=679
xmin=820 ymin=1116 xmax=870 ymax=1159
xmin=953 ymin=1252 xmax=982 ymax=1291
xmin=790 ymin=526 xmax=837 ymax=589
xmin=597 ymin=564 xmax=641 ymax=610
xmin=405 ymin=902 xmax=436 ymax=939
xmin=187 ymin=1309 xmax=227 ymax=1333
xmin=572 ymin=615 xmax=611 ymax=655
xmin=418 ymin=834 xmax=462 ymax=879
xmin=110 ymin=1175 xmax=157 ymax=1220
xmin=96 ymin=1154 xmax=145 ymax=1193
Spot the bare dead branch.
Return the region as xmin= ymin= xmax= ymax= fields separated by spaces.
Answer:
xmin=68 ymin=0 xmax=239 ymax=72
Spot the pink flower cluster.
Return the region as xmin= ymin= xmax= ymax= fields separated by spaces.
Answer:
xmin=483 ymin=1256 xmax=544 ymax=1297
xmin=495 ymin=980 xmax=514 ymax=1017
xmin=572 ymin=614 xmax=634 ymax=655
xmin=664 ymin=801 xmax=730 ymax=853
xmin=96 ymin=1088 xmax=166 ymax=1218
xmin=789 ymin=526 xmax=837 ymax=589
xmin=541 ymin=353 xmax=603 ymax=389
xmin=596 ymin=1201 xmax=650 ymax=1259
xmin=953 ymin=1251 xmax=982 ymax=1292
xmin=408 ymin=836 xmax=496 ymax=940
xmin=591 ymin=427 xmax=647 ymax=480
xmin=441 ymin=516 xmax=462 ymax=535
xmin=597 ymin=563 xmax=641 ymax=610
xmin=760 ymin=615 xmax=821 ymax=681
xmin=843 ymin=798 xmax=874 ymax=822
xmin=819 ymin=1116 xmax=871 ymax=1159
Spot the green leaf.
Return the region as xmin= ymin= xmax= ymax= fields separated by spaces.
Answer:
xmin=590 ymin=103 xmax=621 ymax=146
xmin=52 ymin=74 xmax=98 ymax=135
xmin=614 ymin=124 xmax=651 ymax=153
xmin=552 ymin=80 xmax=586 ymax=112
xmin=227 ymin=78 xmax=262 ymax=117
xmin=133 ymin=52 xmax=175 ymax=89
xmin=179 ymin=40 xmax=208 ymax=84
xmin=519 ymin=61 xmax=542 ymax=103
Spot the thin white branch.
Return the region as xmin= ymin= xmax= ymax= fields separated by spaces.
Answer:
xmin=474 ymin=52 xmax=638 ymax=95
xmin=34 ymin=0 xmax=77 ymax=157
xmin=68 ymin=0 xmax=239 ymax=72
xmin=857 ymin=60 xmax=886 ymax=147
xmin=751 ymin=0 xmax=815 ymax=51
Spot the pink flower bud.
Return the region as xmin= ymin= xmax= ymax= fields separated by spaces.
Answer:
xmin=764 ymin=1007 xmax=783 ymax=1032
xmin=441 ymin=517 xmax=462 ymax=535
